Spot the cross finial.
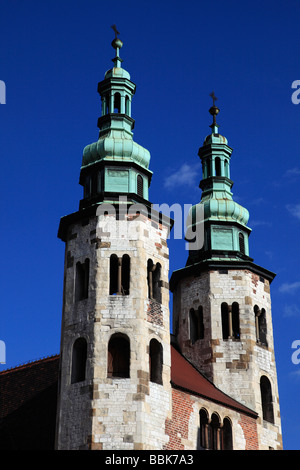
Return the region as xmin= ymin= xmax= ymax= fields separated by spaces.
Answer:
xmin=111 ymin=24 xmax=120 ymax=39
xmin=209 ymin=91 xmax=220 ymax=133
xmin=210 ymin=91 xmax=217 ymax=107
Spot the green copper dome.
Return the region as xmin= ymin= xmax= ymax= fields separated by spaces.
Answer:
xmin=78 ymin=28 xmax=153 ymax=209
xmin=82 ymin=133 xmax=151 ymax=169
xmin=186 ymin=94 xmax=251 ymax=263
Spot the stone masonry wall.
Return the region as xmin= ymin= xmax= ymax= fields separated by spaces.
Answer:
xmin=173 ymin=267 xmax=282 ymax=450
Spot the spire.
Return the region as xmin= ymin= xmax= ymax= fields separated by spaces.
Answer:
xmin=78 ymin=29 xmax=152 ymax=210
xmin=209 ymin=91 xmax=220 ymax=134
xmin=111 ymin=24 xmax=123 ymax=69
xmin=185 ymin=95 xmax=251 ymax=265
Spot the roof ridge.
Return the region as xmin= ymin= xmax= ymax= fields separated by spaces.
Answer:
xmin=0 ymin=353 xmax=59 ymax=375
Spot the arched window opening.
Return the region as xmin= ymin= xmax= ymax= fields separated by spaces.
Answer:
xmin=71 ymin=337 xmax=87 ymax=384
xmin=215 ymin=157 xmax=221 ymax=176
xmin=199 ymin=408 xmax=210 ymax=449
xmin=221 ymin=303 xmax=229 ymax=339
xmin=121 ymin=254 xmax=130 ymax=295
xmin=109 ymin=254 xmax=130 ymax=295
xmin=254 ymin=305 xmax=268 ymax=346
xmin=232 ymin=302 xmax=240 ymax=339
xmin=147 ymin=260 xmax=162 ymax=303
xmin=75 ymin=259 xmax=89 ymax=302
xmin=109 ymin=254 xmax=119 ymax=295
xmin=239 ymin=232 xmax=245 ymax=255
xmin=149 ymin=339 xmax=163 ymax=385
xmin=260 ymin=376 xmax=274 ymax=423
xmin=105 ymin=94 xmax=110 ymax=114
xmin=107 ymin=334 xmax=130 ymax=378
xmin=222 ymin=302 xmax=240 ymax=340
xmin=211 ymin=413 xmax=221 ymax=450
xmin=224 ymin=159 xmax=229 ymax=177
xmin=113 ymin=92 xmax=121 ymax=113
xmin=258 ymin=308 xmax=267 ymax=346
xmin=137 ymin=174 xmax=144 ymax=198
xmin=125 ymin=95 xmax=130 ymax=115
xmin=189 ymin=307 xmax=204 ymax=344
xmin=222 ymin=418 xmax=233 ymax=450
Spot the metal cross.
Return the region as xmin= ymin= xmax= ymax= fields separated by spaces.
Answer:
xmin=111 ymin=24 xmax=120 ymax=39
xmin=209 ymin=91 xmax=218 ymax=107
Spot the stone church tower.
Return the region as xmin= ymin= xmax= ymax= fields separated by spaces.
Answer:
xmin=54 ymin=32 xmax=282 ymax=451
xmin=55 ymin=34 xmax=172 ymax=450
xmin=170 ymin=98 xmax=282 ymax=448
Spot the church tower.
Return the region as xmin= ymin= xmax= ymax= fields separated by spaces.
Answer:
xmin=170 ymin=96 xmax=283 ymax=450
xmin=55 ymin=31 xmax=172 ymax=450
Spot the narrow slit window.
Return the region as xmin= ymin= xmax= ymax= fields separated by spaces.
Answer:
xmin=147 ymin=259 xmax=161 ymax=303
xmin=232 ymin=302 xmax=240 ymax=339
xmin=221 ymin=302 xmax=229 ymax=339
xmin=113 ymin=92 xmax=121 ymax=113
xmin=125 ymin=95 xmax=130 ymax=115
xmin=71 ymin=337 xmax=87 ymax=384
xmin=109 ymin=254 xmax=130 ymax=295
xmin=137 ymin=174 xmax=144 ymax=198
xmin=222 ymin=418 xmax=233 ymax=450
xmin=109 ymin=254 xmax=119 ymax=295
xmin=75 ymin=259 xmax=89 ymax=301
xmin=239 ymin=232 xmax=245 ymax=254
xmin=260 ymin=376 xmax=274 ymax=423
xmin=149 ymin=339 xmax=163 ymax=385
xmin=215 ymin=157 xmax=221 ymax=176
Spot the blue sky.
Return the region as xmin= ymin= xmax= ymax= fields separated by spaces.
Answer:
xmin=0 ymin=0 xmax=300 ymax=450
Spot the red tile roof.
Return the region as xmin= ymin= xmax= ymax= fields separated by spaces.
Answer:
xmin=170 ymin=345 xmax=257 ymax=418
xmin=0 ymin=355 xmax=59 ymax=419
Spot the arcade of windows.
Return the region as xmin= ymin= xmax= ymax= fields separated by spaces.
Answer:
xmin=71 ymin=335 xmax=163 ymax=386
xmin=73 ymin=257 xmax=274 ymax=440
xmin=188 ymin=302 xmax=267 ymax=346
xmin=74 ymin=255 xmax=161 ymax=301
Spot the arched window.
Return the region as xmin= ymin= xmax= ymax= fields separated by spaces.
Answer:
xmin=199 ymin=408 xmax=210 ymax=449
xmin=137 ymin=174 xmax=144 ymax=198
xmin=125 ymin=95 xmax=130 ymax=115
xmin=222 ymin=418 xmax=233 ymax=450
xmin=149 ymin=339 xmax=163 ymax=385
xmin=260 ymin=376 xmax=274 ymax=423
xmin=211 ymin=413 xmax=221 ymax=450
xmin=189 ymin=306 xmax=204 ymax=344
xmin=221 ymin=302 xmax=240 ymax=340
xmin=121 ymin=254 xmax=130 ymax=295
xmin=109 ymin=254 xmax=130 ymax=295
xmin=147 ymin=259 xmax=161 ymax=303
xmin=105 ymin=94 xmax=110 ymax=114
xmin=254 ymin=305 xmax=268 ymax=346
xmin=113 ymin=92 xmax=121 ymax=113
xmin=109 ymin=254 xmax=119 ymax=295
xmin=232 ymin=302 xmax=240 ymax=339
xmin=75 ymin=259 xmax=89 ymax=302
xmin=71 ymin=337 xmax=87 ymax=383
xmin=224 ymin=159 xmax=229 ymax=177
xmin=215 ymin=157 xmax=221 ymax=176
xmin=221 ymin=302 xmax=229 ymax=339
xmin=239 ymin=232 xmax=245 ymax=255
xmin=107 ymin=334 xmax=130 ymax=378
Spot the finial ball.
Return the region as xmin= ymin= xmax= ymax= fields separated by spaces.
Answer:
xmin=112 ymin=38 xmax=123 ymax=50
xmin=209 ymin=105 xmax=220 ymax=116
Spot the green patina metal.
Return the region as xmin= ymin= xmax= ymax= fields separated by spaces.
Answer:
xmin=186 ymin=94 xmax=251 ymax=265
xmin=79 ymin=31 xmax=152 ymax=207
